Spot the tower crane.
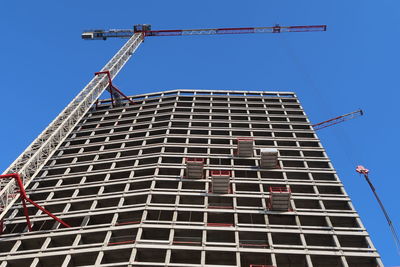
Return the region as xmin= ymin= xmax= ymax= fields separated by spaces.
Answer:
xmin=356 ymin=166 xmax=400 ymax=254
xmin=0 ymin=24 xmax=326 ymax=230
xmin=312 ymin=109 xmax=364 ymax=130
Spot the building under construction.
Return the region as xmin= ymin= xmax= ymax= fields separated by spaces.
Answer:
xmin=0 ymin=25 xmax=383 ymax=266
xmin=0 ymin=89 xmax=382 ymax=266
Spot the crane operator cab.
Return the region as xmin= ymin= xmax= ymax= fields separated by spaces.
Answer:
xmin=133 ymin=24 xmax=151 ymax=33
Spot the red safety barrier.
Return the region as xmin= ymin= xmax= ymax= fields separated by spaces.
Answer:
xmin=207 ymin=223 xmax=234 ymax=227
xmin=210 ymin=170 xmax=231 ymax=176
xmin=269 ymin=187 xmax=291 ymax=193
xmin=0 ymin=173 xmax=71 ymax=232
xmin=208 ymin=205 xmax=234 ymax=209
xmin=239 ymin=243 xmax=269 ymax=248
xmin=237 ymin=137 xmax=254 ymax=141
xmin=186 ymin=157 xmax=204 ymax=163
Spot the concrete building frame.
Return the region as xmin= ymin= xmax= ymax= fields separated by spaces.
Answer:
xmin=0 ymin=89 xmax=382 ymax=267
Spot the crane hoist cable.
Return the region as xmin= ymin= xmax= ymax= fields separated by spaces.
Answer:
xmin=356 ymin=165 xmax=400 ymax=255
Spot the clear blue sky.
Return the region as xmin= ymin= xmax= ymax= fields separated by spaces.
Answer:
xmin=0 ymin=0 xmax=399 ymax=264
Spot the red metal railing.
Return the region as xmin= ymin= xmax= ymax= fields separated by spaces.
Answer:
xmin=186 ymin=157 xmax=204 ymax=163
xmin=207 ymin=223 xmax=234 ymax=227
xmin=237 ymin=137 xmax=254 ymax=141
xmin=239 ymin=242 xmax=269 ymax=248
xmin=269 ymin=186 xmax=291 ymax=193
xmin=208 ymin=205 xmax=234 ymax=209
xmin=211 ymin=170 xmax=231 ymax=176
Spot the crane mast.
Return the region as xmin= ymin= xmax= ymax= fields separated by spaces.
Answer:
xmin=0 ymin=24 xmax=326 ymax=226
xmin=0 ymin=33 xmax=144 ymax=220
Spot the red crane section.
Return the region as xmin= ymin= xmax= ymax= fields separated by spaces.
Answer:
xmin=312 ymin=109 xmax=363 ymax=131
xmin=0 ymin=173 xmax=70 ymax=234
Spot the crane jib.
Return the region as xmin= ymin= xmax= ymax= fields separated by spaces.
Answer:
xmin=82 ymin=25 xmax=327 ymax=40
xmin=144 ymin=25 xmax=326 ymax=36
